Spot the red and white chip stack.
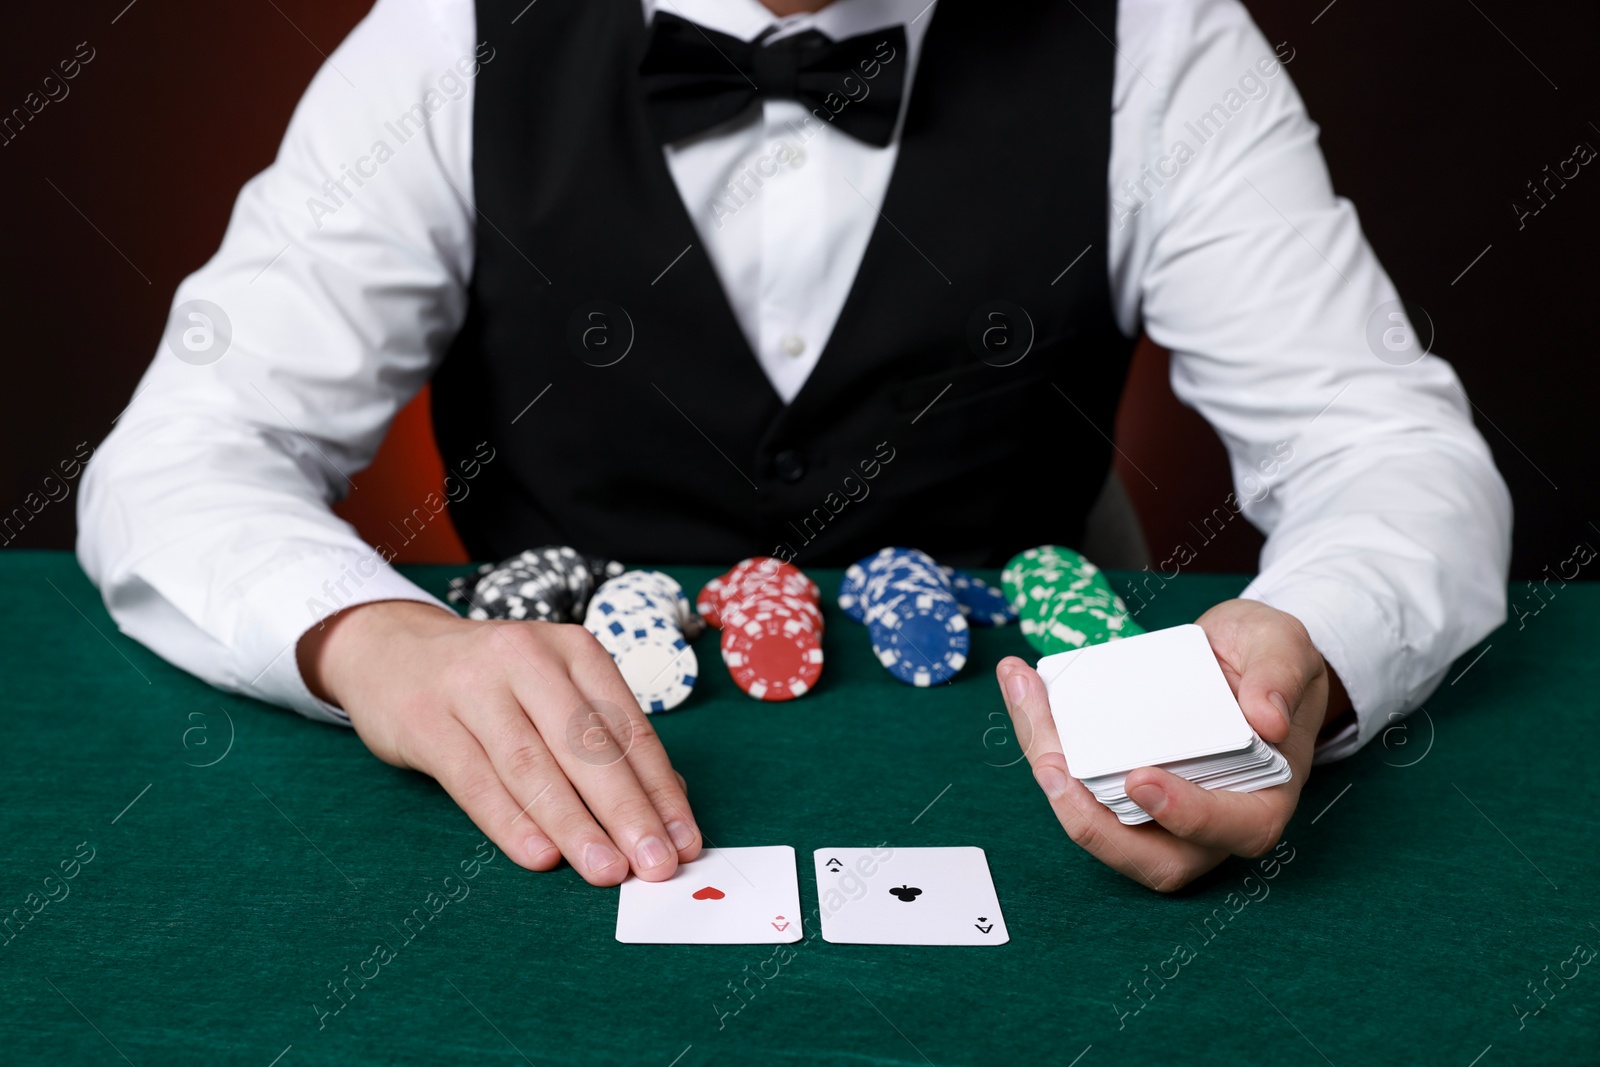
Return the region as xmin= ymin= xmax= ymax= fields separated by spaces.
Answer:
xmin=697 ymin=557 xmax=825 ymax=701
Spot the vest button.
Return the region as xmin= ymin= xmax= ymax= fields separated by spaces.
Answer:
xmin=772 ymin=449 xmax=806 ymax=483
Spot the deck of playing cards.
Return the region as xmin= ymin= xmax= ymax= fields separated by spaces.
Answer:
xmin=1038 ymin=623 xmax=1291 ymax=824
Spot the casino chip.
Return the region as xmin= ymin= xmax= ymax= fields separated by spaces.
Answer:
xmin=1000 ymin=545 xmax=1144 ymax=656
xmin=837 ymin=547 xmax=973 ymax=687
xmin=695 ymin=575 xmax=729 ymax=629
xmin=940 ymin=566 xmax=1018 ymax=627
xmin=698 ymin=557 xmax=825 ymax=701
xmin=585 ymin=572 xmax=700 ymax=713
xmin=721 ymin=609 xmax=824 ymax=700
xmin=836 ymin=561 xmax=869 ymax=624
xmin=446 ymin=545 xmax=623 ymax=623
xmin=868 ymin=605 xmax=969 ymax=687
xmin=590 ymin=567 xmax=706 ymax=640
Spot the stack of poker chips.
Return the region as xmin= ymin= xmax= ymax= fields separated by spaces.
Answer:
xmin=446 ymin=546 xmax=624 ymax=622
xmin=941 ymin=566 xmax=1018 ymax=627
xmin=1000 ymin=545 xmax=1144 ymax=656
xmin=583 ymin=570 xmax=703 ymax=713
xmin=697 ymin=558 xmax=825 ymax=701
xmin=837 ymin=548 xmax=973 ymax=687
xmin=839 ymin=561 xmax=1018 ymax=628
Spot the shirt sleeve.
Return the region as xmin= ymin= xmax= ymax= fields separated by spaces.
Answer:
xmin=1108 ymin=0 xmax=1513 ymax=758
xmin=76 ymin=0 xmax=481 ymax=723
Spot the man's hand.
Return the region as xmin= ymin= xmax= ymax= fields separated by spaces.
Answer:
xmin=297 ymin=601 xmax=702 ymax=885
xmin=998 ymin=599 xmax=1335 ymax=892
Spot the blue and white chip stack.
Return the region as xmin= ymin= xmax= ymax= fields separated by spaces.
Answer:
xmin=939 ymin=566 xmax=1018 ymax=627
xmin=840 ymin=556 xmax=1018 ymax=629
xmin=838 ymin=548 xmax=972 ymax=687
xmin=583 ymin=570 xmax=703 ymax=713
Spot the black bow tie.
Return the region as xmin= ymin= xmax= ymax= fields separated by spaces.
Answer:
xmin=639 ymin=12 xmax=908 ymax=148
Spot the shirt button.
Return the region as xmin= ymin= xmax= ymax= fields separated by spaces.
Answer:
xmin=783 ymin=142 xmax=806 ymax=168
xmin=780 ymin=333 xmax=806 ymax=357
xmin=773 ymin=449 xmax=806 ymax=482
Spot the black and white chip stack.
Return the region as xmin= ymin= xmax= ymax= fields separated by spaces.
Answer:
xmin=446 ymin=546 xmax=625 ymax=623
xmin=837 ymin=547 xmax=971 ymax=687
xmin=583 ymin=570 xmax=703 ymax=713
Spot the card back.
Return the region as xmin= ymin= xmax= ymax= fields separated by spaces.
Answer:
xmin=1039 ymin=623 xmax=1253 ymax=779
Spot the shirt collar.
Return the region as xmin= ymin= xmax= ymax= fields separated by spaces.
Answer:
xmin=640 ymin=0 xmax=935 ymax=49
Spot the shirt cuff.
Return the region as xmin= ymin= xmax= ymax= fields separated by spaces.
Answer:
xmin=231 ymin=548 xmax=454 ymax=724
xmin=1310 ymin=716 xmax=1360 ymax=764
xmin=1238 ymin=574 xmax=1407 ymax=762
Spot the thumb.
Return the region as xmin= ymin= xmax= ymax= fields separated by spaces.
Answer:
xmin=1225 ymin=612 xmax=1321 ymax=745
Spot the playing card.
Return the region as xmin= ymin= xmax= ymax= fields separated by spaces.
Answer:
xmin=615 ymin=846 xmax=802 ymax=944
xmin=1039 ymin=623 xmax=1252 ymax=778
xmin=814 ymin=847 xmax=1008 ymax=946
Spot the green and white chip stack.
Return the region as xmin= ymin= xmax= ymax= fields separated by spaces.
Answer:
xmin=1001 ymin=545 xmax=1145 ymax=656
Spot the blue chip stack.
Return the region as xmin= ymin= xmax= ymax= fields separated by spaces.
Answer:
xmin=840 ymin=547 xmax=971 ymax=687
xmin=840 ymin=559 xmax=1017 ymax=628
xmin=940 ymin=566 xmax=1018 ymax=627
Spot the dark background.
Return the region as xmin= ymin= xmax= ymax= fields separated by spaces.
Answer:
xmin=1 ymin=0 xmax=1594 ymax=576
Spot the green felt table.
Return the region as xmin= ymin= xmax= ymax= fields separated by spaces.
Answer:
xmin=1 ymin=551 xmax=1595 ymax=1067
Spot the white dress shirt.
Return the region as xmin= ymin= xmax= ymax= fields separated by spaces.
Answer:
xmin=657 ymin=0 xmax=932 ymax=402
xmin=77 ymin=0 xmax=1512 ymax=762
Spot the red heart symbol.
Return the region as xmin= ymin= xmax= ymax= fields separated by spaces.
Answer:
xmin=692 ymin=886 xmax=725 ymax=900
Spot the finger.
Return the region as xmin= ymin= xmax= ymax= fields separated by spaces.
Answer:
xmin=1124 ymin=765 xmax=1291 ymax=857
xmin=501 ymin=653 xmax=683 ymax=883
xmin=1050 ymin=766 xmax=1228 ymax=890
xmin=414 ymin=720 xmax=562 ymax=872
xmin=564 ymin=636 xmax=702 ymax=862
xmin=1000 ymin=659 xmax=1223 ymax=891
xmin=463 ymin=694 xmax=639 ymax=886
xmin=1212 ymin=608 xmax=1322 ymax=744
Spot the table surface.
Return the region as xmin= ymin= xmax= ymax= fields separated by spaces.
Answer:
xmin=1 ymin=551 xmax=1594 ymax=1067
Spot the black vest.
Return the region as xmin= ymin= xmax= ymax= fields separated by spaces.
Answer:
xmin=434 ymin=0 xmax=1135 ymax=568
